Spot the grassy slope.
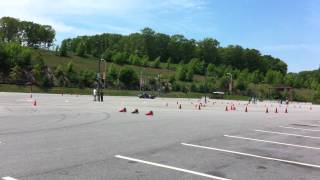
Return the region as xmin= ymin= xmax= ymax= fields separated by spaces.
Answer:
xmin=34 ymin=49 xmax=205 ymax=81
xmin=0 ymin=49 xmax=249 ymax=99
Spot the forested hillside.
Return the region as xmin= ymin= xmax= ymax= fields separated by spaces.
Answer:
xmin=0 ymin=16 xmax=319 ymax=103
xmin=62 ymin=28 xmax=288 ymax=75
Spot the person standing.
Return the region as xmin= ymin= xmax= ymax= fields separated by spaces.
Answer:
xmin=100 ymin=90 xmax=104 ymax=102
xmin=93 ymin=88 xmax=97 ymax=101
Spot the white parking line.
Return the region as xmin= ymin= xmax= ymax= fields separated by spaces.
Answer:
xmin=2 ymin=177 xmax=18 ymax=180
xmin=224 ymin=135 xmax=320 ymax=150
xmin=115 ymin=155 xmax=231 ymax=180
xmin=291 ymin=123 xmax=320 ymax=128
xmin=255 ymin=130 xmax=320 ymax=139
xmin=181 ymin=143 xmax=320 ymax=169
xmin=279 ymin=126 xmax=320 ymax=132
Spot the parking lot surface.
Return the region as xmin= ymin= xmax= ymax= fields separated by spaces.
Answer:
xmin=0 ymin=92 xmax=319 ymax=180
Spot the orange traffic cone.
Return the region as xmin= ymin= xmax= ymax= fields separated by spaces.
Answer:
xmin=33 ymin=100 xmax=37 ymax=106
xmin=145 ymin=111 xmax=153 ymax=116
xmin=119 ymin=107 xmax=127 ymax=112
xmin=245 ymin=106 xmax=248 ymax=112
xmin=131 ymin=108 xmax=139 ymax=114
xmin=225 ymin=106 xmax=229 ymax=112
xmin=198 ymin=105 xmax=201 ymax=110
xmin=266 ymin=107 xmax=269 ymax=113
xmin=275 ymin=107 xmax=278 ymax=113
xmin=179 ymin=104 xmax=182 ymax=109
xmin=285 ymin=107 xmax=288 ymax=113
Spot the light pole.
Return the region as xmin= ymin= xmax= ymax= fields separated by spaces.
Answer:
xmin=226 ymin=73 xmax=233 ymax=95
xmin=204 ymin=70 xmax=208 ymax=103
xmin=157 ymin=74 xmax=161 ymax=96
xmin=97 ymin=58 xmax=106 ymax=102
xmin=139 ymin=68 xmax=145 ymax=92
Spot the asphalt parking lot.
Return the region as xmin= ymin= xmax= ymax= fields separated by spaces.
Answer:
xmin=0 ymin=92 xmax=319 ymax=180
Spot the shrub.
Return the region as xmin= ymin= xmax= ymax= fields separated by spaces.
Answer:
xmin=119 ymin=67 xmax=139 ymax=89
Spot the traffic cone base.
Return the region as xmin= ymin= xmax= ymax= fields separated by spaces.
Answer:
xmin=245 ymin=106 xmax=248 ymax=112
xmin=225 ymin=106 xmax=228 ymax=112
xmin=33 ymin=100 xmax=37 ymax=106
xmin=179 ymin=104 xmax=182 ymax=109
xmin=119 ymin=108 xmax=127 ymax=112
xmin=266 ymin=108 xmax=269 ymax=113
xmin=131 ymin=109 xmax=139 ymax=114
xmin=146 ymin=111 xmax=153 ymax=116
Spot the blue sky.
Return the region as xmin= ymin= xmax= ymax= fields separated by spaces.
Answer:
xmin=0 ymin=0 xmax=319 ymax=72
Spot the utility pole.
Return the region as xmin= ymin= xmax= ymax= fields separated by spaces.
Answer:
xmin=97 ymin=58 xmax=106 ymax=102
xmin=157 ymin=74 xmax=161 ymax=97
xmin=226 ymin=73 xmax=233 ymax=95
xmin=204 ymin=70 xmax=208 ymax=103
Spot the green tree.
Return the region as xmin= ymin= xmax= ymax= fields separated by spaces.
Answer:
xmin=129 ymin=54 xmax=141 ymax=65
xmin=152 ymin=56 xmax=161 ymax=68
xmin=112 ymin=52 xmax=127 ymax=65
xmin=0 ymin=17 xmax=20 ymax=42
xmin=0 ymin=43 xmax=10 ymax=75
xmin=119 ymin=67 xmax=139 ymax=89
xmin=141 ymin=55 xmax=149 ymax=67
xmin=76 ymin=41 xmax=86 ymax=57
xmin=59 ymin=40 xmax=68 ymax=56
xmin=78 ymin=70 xmax=95 ymax=88
xmin=176 ymin=65 xmax=193 ymax=82
xmin=54 ymin=65 xmax=65 ymax=86
xmin=65 ymin=61 xmax=78 ymax=85
xmin=107 ymin=64 xmax=118 ymax=86
xmin=9 ymin=65 xmax=22 ymax=83
xmin=265 ymin=70 xmax=283 ymax=85
xmin=198 ymin=38 xmax=220 ymax=64
xmin=188 ymin=58 xmax=205 ymax=75
xmin=166 ymin=57 xmax=172 ymax=69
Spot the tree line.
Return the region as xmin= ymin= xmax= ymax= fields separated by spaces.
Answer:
xmin=61 ymin=27 xmax=287 ymax=75
xmin=0 ymin=17 xmax=55 ymax=49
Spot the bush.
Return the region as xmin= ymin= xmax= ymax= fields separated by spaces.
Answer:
xmin=107 ymin=64 xmax=118 ymax=86
xmin=119 ymin=67 xmax=139 ymax=89
xmin=76 ymin=41 xmax=86 ymax=57
xmin=112 ymin=52 xmax=128 ymax=65
xmin=129 ymin=54 xmax=142 ymax=65
xmin=166 ymin=58 xmax=172 ymax=69
xmin=140 ymin=55 xmax=149 ymax=67
xmin=59 ymin=40 xmax=68 ymax=57
xmin=152 ymin=56 xmax=161 ymax=68
xmin=102 ymin=49 xmax=114 ymax=62
xmin=176 ymin=65 xmax=193 ymax=82
xmin=188 ymin=58 xmax=205 ymax=75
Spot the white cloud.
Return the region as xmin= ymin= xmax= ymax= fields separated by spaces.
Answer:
xmin=0 ymin=0 xmax=209 ymax=42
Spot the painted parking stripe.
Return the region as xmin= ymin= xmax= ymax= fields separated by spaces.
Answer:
xmin=2 ymin=177 xmax=18 ymax=180
xmin=224 ymin=135 xmax=320 ymax=150
xmin=181 ymin=143 xmax=320 ymax=169
xmin=115 ymin=155 xmax=231 ymax=180
xmin=255 ymin=130 xmax=320 ymax=139
xmin=279 ymin=126 xmax=320 ymax=132
xmin=291 ymin=123 xmax=320 ymax=128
